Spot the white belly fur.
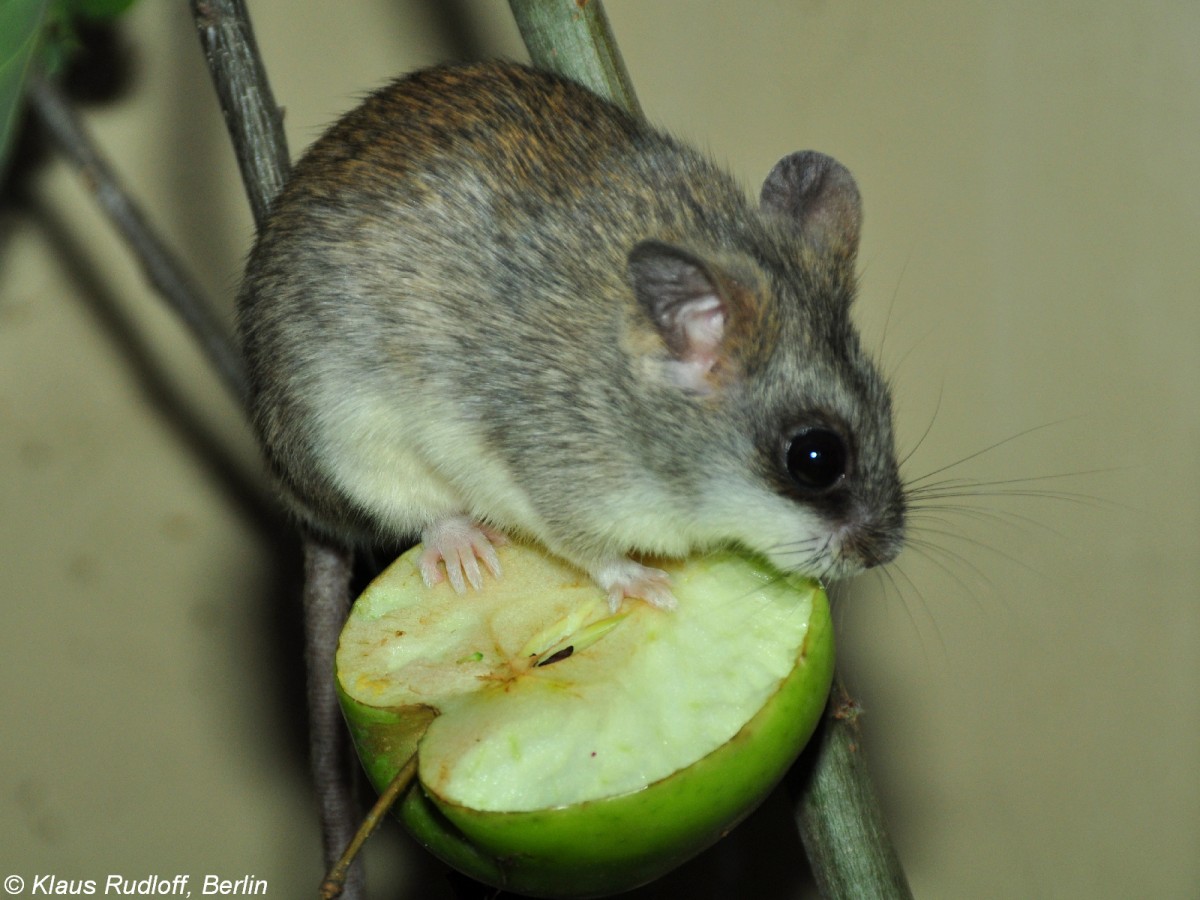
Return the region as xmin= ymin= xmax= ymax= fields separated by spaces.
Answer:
xmin=311 ymin=389 xmax=542 ymax=540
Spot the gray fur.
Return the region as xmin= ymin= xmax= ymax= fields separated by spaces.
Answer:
xmin=239 ymin=61 xmax=905 ymax=583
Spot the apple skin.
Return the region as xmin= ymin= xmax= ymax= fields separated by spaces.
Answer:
xmin=338 ymin=574 xmax=833 ymax=898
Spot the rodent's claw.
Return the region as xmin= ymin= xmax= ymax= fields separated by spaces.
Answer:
xmin=594 ymin=559 xmax=678 ymax=612
xmin=420 ymin=516 xmax=505 ymax=593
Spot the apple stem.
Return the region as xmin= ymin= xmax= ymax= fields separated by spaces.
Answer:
xmin=321 ymin=754 xmax=419 ymax=900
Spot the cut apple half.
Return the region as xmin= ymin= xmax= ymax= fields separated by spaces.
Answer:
xmin=336 ymin=541 xmax=833 ymax=898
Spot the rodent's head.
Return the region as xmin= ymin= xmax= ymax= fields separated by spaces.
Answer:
xmin=627 ymin=151 xmax=905 ymax=582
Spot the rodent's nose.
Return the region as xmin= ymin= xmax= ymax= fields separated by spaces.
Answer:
xmin=858 ymin=535 xmax=903 ymax=569
xmin=843 ymin=508 xmax=905 ymax=570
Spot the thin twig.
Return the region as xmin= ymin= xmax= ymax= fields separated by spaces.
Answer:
xmin=507 ymin=0 xmax=641 ymax=117
xmin=321 ymin=754 xmax=419 ymax=900
xmin=789 ymin=684 xmax=914 ymax=899
xmin=186 ymin=3 xmax=367 ymax=899
xmin=303 ymin=536 xmax=365 ymax=900
xmin=189 ymin=0 xmax=290 ymax=230
xmin=26 ymin=73 xmax=248 ymax=401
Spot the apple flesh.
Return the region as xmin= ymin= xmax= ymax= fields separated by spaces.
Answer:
xmin=336 ymin=542 xmax=834 ymax=898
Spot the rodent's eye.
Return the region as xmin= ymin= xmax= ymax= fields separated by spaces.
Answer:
xmin=784 ymin=428 xmax=848 ymax=493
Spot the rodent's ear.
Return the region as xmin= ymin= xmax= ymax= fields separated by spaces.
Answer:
xmin=627 ymin=240 xmax=735 ymax=395
xmin=759 ymin=151 xmax=862 ymax=259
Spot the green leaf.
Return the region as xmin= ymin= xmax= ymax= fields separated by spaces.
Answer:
xmin=67 ymin=0 xmax=137 ymax=21
xmin=0 ymin=0 xmax=51 ymax=179
xmin=0 ymin=0 xmax=141 ymax=180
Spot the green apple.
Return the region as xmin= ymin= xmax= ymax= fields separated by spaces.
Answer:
xmin=336 ymin=542 xmax=834 ymax=898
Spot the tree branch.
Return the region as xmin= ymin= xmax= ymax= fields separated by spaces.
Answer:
xmin=26 ymin=73 xmax=248 ymax=401
xmin=507 ymin=0 xmax=641 ymax=118
xmin=186 ymin=3 xmax=366 ymax=899
xmin=789 ymin=684 xmax=914 ymax=898
xmin=189 ymin=0 xmax=289 ymax=230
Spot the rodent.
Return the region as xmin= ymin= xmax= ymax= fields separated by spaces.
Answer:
xmin=238 ymin=60 xmax=906 ymax=609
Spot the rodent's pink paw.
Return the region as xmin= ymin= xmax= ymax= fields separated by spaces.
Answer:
xmin=594 ymin=560 xmax=677 ymax=612
xmin=419 ymin=516 xmax=505 ymax=593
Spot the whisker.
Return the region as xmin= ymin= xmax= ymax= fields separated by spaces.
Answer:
xmin=875 ymin=560 xmax=949 ymax=663
xmin=762 ymin=538 xmax=822 ymax=572
xmin=898 ymin=378 xmax=944 ymax=471
xmin=871 ymin=250 xmax=909 ymax=364
xmin=907 ymin=466 xmax=1121 ymax=495
xmin=899 ymin=540 xmax=990 ymax=616
xmin=905 ymin=467 xmax=1117 ymax=513
xmin=907 ymin=504 xmax=1066 ymax=539
xmin=910 ymin=486 xmax=1110 ymax=508
xmin=902 ymin=535 xmax=996 ymax=598
xmin=904 ymin=416 xmax=1086 ymax=488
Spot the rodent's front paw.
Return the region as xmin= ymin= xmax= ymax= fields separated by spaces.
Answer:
xmin=419 ymin=516 xmax=507 ymax=593
xmin=593 ymin=559 xmax=677 ymax=612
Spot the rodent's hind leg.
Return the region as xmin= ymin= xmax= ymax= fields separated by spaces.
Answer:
xmin=592 ymin=558 xmax=678 ymax=613
xmin=419 ymin=515 xmax=508 ymax=592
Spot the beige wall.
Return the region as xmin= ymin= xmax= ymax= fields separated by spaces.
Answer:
xmin=2 ymin=2 xmax=1195 ymax=897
